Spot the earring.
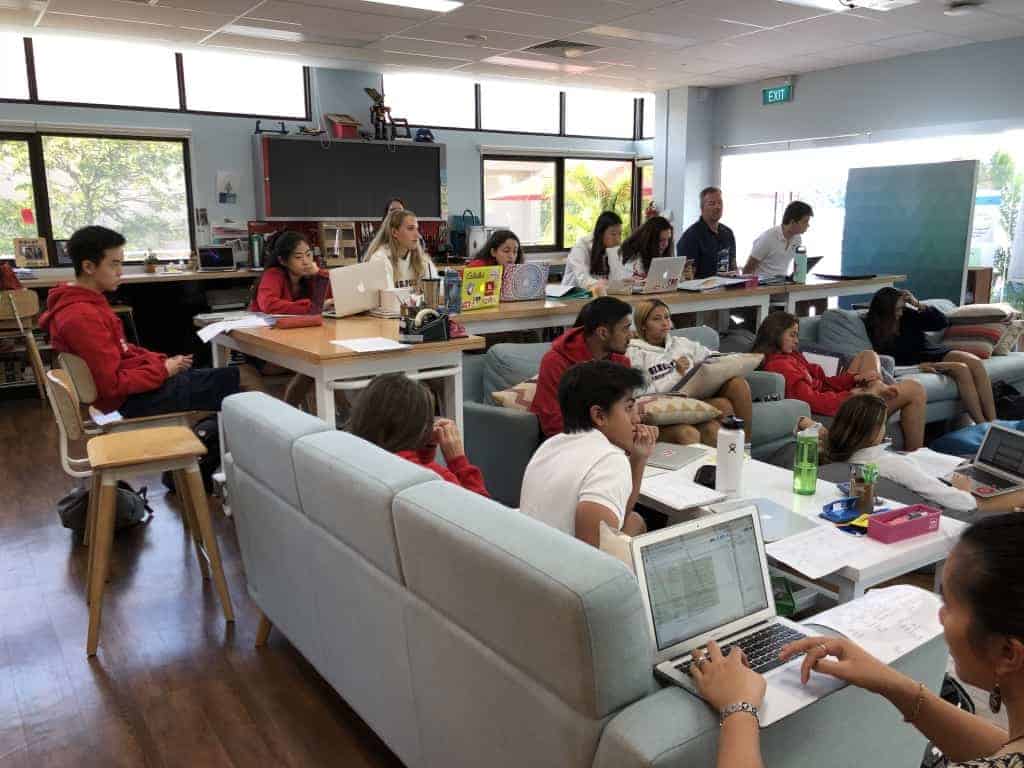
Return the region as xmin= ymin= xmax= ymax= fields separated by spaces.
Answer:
xmin=990 ymin=684 xmax=1002 ymax=714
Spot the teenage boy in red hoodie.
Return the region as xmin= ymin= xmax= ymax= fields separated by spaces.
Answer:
xmin=40 ymin=226 xmax=240 ymax=418
xmin=531 ymin=296 xmax=633 ymax=437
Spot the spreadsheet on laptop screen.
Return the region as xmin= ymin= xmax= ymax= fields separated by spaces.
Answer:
xmin=979 ymin=428 xmax=1024 ymax=477
xmin=641 ymin=517 xmax=768 ymax=652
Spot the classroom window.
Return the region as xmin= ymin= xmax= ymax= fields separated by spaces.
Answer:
xmin=639 ymin=163 xmax=654 ymax=216
xmin=381 ymin=73 xmax=476 ymax=130
xmin=0 ymin=139 xmax=38 ymax=260
xmin=641 ymin=93 xmax=656 ymax=139
xmin=564 ymin=158 xmax=633 ymax=245
xmin=563 ymin=87 xmax=635 ymax=139
xmin=479 ymin=80 xmax=560 ymax=135
xmin=181 ymin=50 xmax=307 ymax=118
xmin=483 ymin=159 xmax=556 ymax=247
xmin=42 ymin=136 xmax=192 ymax=261
xmin=0 ymin=33 xmax=29 ymax=100
xmin=32 ymin=35 xmax=179 ymax=109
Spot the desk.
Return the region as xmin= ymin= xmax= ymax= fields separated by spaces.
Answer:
xmin=24 ymin=268 xmax=263 ymax=290
xmin=641 ymin=447 xmax=965 ymax=602
xmin=780 ymin=275 xmax=905 ymax=314
xmin=209 ymin=317 xmax=484 ymax=429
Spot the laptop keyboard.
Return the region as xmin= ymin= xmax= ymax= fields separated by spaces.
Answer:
xmin=960 ymin=466 xmax=1017 ymax=490
xmin=674 ymin=624 xmax=805 ymax=676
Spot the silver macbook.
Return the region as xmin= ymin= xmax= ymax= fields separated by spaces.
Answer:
xmin=324 ymin=260 xmax=388 ymax=319
xmin=606 ymin=255 xmax=685 ymax=295
xmin=943 ymin=423 xmax=1024 ymax=498
xmin=197 ymin=245 xmax=237 ymax=272
xmin=709 ymin=497 xmax=818 ymax=543
xmin=646 ymin=443 xmax=708 ymax=471
xmin=632 ymin=506 xmax=844 ymax=725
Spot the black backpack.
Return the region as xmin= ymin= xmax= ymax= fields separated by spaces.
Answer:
xmin=162 ymin=415 xmax=221 ymax=495
xmin=57 ymin=481 xmax=154 ymax=532
xmin=993 ymin=380 xmax=1024 ymax=419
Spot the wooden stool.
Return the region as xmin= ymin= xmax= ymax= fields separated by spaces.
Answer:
xmin=84 ymin=425 xmax=234 ymax=656
xmin=0 ymin=289 xmax=48 ymax=401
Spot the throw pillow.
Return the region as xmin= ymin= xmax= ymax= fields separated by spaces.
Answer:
xmin=994 ymin=319 xmax=1024 ymax=356
xmin=817 ymin=309 xmax=874 ymax=357
xmin=491 ymin=378 xmax=537 ymax=411
xmin=640 ymin=395 xmax=721 ymax=426
xmin=677 ymin=353 xmax=764 ymax=399
xmin=947 ymin=303 xmax=1019 ymax=325
xmin=943 ymin=322 xmax=1007 ymax=359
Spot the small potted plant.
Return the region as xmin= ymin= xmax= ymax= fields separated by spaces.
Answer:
xmin=144 ymin=250 xmax=159 ymax=273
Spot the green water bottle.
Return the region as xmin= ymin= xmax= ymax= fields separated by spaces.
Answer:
xmin=792 ymin=426 xmax=819 ymax=495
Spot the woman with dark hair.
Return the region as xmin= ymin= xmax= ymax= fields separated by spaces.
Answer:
xmin=867 ymin=287 xmax=995 ymax=423
xmin=620 ymin=216 xmax=673 ymax=284
xmin=690 ymin=511 xmax=1024 ymax=768
xmin=382 ymin=197 xmax=406 ymax=220
xmin=347 ymin=373 xmax=489 ymax=497
xmin=754 ymin=311 xmax=927 ymax=450
xmin=561 ymin=211 xmax=625 ymax=296
xmin=249 ymin=230 xmax=332 ymax=315
xmin=467 ymin=230 xmax=523 ymax=268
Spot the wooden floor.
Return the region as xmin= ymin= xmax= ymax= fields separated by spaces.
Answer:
xmin=0 ymin=396 xmax=405 ymax=768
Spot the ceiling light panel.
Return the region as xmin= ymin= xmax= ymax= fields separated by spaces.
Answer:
xmin=361 ymin=0 xmax=462 ymax=12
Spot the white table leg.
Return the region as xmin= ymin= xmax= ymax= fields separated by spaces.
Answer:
xmin=212 ymin=338 xmax=229 ymax=369
xmin=932 ymin=561 xmax=945 ymax=594
xmin=314 ymin=376 xmax=335 ymax=426
xmin=837 ymin=578 xmax=863 ymax=603
xmin=443 ymin=365 xmax=465 ymax=432
xmin=211 ymin=338 xmax=231 ymax=515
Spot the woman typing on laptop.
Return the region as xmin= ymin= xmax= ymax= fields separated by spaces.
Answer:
xmin=561 ymin=211 xmax=625 ymax=296
xmin=466 ymin=229 xmax=523 ymax=268
xmin=690 ymin=513 xmax=1024 ymax=768
xmin=620 ymin=216 xmax=675 ymax=287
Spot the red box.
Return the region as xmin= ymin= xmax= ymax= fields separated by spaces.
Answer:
xmin=867 ymin=505 xmax=941 ymax=544
xmin=325 ymin=113 xmax=360 ymax=139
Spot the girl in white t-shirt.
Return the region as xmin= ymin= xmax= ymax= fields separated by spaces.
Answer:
xmin=620 ymin=215 xmax=674 ymax=286
xmin=561 ymin=211 xmax=625 ymax=294
xmin=366 ymin=209 xmax=439 ymax=289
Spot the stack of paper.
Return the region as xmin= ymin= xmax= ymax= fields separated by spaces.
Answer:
xmin=906 ymin=447 xmax=966 ymax=477
xmin=765 ymin=524 xmax=865 ymax=579
xmin=196 ymin=315 xmax=271 ymax=343
xmin=330 ymin=337 xmax=409 ymax=353
xmin=641 ymin=472 xmax=725 ymax=510
xmin=677 ymin=276 xmax=747 ymax=292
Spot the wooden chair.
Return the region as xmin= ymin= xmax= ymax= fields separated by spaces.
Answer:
xmin=0 ymin=289 xmax=48 ymax=401
xmin=45 ymin=369 xmax=234 ymax=656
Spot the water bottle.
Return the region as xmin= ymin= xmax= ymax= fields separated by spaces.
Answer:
xmin=444 ymin=268 xmax=462 ymax=315
xmin=793 ymin=246 xmax=808 ymax=283
xmin=716 ymin=416 xmax=745 ymax=496
xmin=792 ymin=426 xmax=819 ymax=495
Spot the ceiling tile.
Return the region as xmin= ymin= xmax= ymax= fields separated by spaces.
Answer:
xmin=372 ymin=21 xmax=547 ymax=48
xmin=244 ymin=1 xmax=416 ymax=37
xmin=47 ymin=0 xmax=232 ymax=28
xmin=435 ymin=5 xmax=592 ymax=36
xmin=566 ymin=29 xmax=695 ymax=51
xmin=475 ymin=0 xmax=636 ymax=25
xmin=156 ymin=0 xmax=266 ymax=16
xmin=858 ymin=0 xmax=1024 ymax=38
xmin=365 ymin=35 xmax=507 ymax=60
xmin=674 ymin=0 xmax=834 ymax=28
xmin=363 ymin=48 xmax=470 ymax=68
xmin=871 ymin=30 xmax=973 ymax=52
xmin=775 ymin=10 xmax=917 ymax=43
xmin=601 ymin=5 xmax=762 ymax=42
xmin=38 ymin=13 xmax=210 ymax=42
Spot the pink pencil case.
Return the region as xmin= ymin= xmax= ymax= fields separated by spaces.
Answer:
xmin=867 ymin=504 xmax=941 ymax=544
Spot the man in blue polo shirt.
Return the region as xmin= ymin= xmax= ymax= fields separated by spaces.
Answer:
xmin=676 ymin=186 xmax=737 ymax=278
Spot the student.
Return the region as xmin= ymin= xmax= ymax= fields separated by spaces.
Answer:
xmin=531 ymin=297 xmax=633 ymax=438
xmin=561 ymin=211 xmax=628 ymax=294
xmin=359 ymin=198 xmax=407 ymax=261
xmin=466 ymin=229 xmax=523 ymax=268
xmin=753 ymin=311 xmax=927 ymax=450
xmin=249 ymin=230 xmax=332 ymax=314
xmin=366 ymin=209 xmax=439 ymax=289
xmin=743 ymin=201 xmax=813 ymax=277
xmin=820 ymin=394 xmax=1024 ymax=516
xmin=866 ymin=287 xmax=996 ymax=423
xmin=620 ymin=216 xmax=673 ymax=285
xmin=520 ymin=361 xmax=656 ymax=546
xmin=676 ymin=187 xmax=737 ymax=278
xmin=347 ymin=373 xmax=489 ymax=497
xmin=628 ymin=298 xmax=752 ymax=445
xmin=690 ymin=512 xmax=1024 ymax=768
xmin=40 ymin=225 xmax=240 ymax=418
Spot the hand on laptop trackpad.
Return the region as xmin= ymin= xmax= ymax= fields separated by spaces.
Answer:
xmin=764 ymin=662 xmax=846 ymax=707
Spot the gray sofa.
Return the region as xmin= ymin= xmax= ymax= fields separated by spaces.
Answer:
xmin=464 ymin=326 xmax=812 ymax=507
xmin=222 ymin=391 xmax=947 ymax=768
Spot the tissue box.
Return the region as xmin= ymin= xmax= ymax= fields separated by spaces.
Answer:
xmin=867 ymin=505 xmax=941 ymax=544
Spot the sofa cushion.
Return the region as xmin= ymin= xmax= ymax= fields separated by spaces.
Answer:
xmin=817 ymin=309 xmax=873 ymax=357
xmin=640 ymin=394 xmax=721 ymax=425
xmin=943 ymin=321 xmax=1006 ymax=359
xmin=484 ymin=342 xmax=550 ymax=394
xmin=670 ymin=325 xmax=720 ymax=351
xmin=293 ymin=430 xmax=438 ymax=582
xmin=982 ymin=352 xmax=1024 ymax=385
xmin=393 ymin=481 xmax=653 ymax=719
xmin=994 ymin=320 xmax=1024 ymax=355
xmin=947 ymin=302 xmax=1018 ymax=324
xmin=678 ymin=353 xmax=763 ymax=399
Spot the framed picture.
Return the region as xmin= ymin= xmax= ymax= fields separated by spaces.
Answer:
xmin=13 ymin=237 xmax=48 ymax=268
xmin=54 ymin=240 xmax=72 ymax=267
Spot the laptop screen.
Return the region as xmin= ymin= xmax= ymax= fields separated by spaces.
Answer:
xmin=979 ymin=426 xmax=1024 ymax=477
xmin=640 ymin=515 xmax=769 ymax=652
xmin=198 ymin=246 xmax=234 ymax=269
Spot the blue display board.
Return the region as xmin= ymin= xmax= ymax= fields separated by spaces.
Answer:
xmin=840 ymin=160 xmax=977 ymax=306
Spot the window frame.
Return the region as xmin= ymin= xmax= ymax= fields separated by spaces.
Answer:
xmin=481 ymin=153 xmax=637 ymax=253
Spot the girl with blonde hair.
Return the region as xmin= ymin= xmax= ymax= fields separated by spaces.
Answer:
xmin=366 ymin=209 xmax=439 ymax=289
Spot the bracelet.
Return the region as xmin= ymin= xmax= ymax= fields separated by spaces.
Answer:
xmin=903 ymin=681 xmax=926 ymax=724
xmin=720 ymin=702 xmax=760 ymax=728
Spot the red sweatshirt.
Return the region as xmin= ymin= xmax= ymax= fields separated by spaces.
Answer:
xmin=465 ymin=258 xmax=496 ymax=268
xmin=249 ymin=267 xmax=332 ymax=314
xmin=396 ymin=447 xmax=490 ymax=497
xmin=39 ymin=284 xmax=168 ymax=412
xmin=762 ymin=351 xmax=857 ymax=417
xmin=530 ymin=326 xmax=631 ymax=437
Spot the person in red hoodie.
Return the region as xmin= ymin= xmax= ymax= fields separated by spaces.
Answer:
xmin=466 ymin=230 xmax=523 ymax=268
xmin=346 ymin=373 xmax=489 ymax=497
xmin=40 ymin=226 xmax=240 ymax=418
xmin=531 ymin=296 xmax=633 ymax=438
xmin=753 ymin=311 xmax=927 ymax=450
xmin=249 ymin=230 xmax=332 ymax=315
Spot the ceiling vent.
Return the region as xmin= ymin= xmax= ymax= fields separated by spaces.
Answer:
xmin=525 ymin=39 xmax=601 ymax=59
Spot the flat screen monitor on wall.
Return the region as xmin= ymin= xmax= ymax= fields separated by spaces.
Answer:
xmin=256 ymin=136 xmax=444 ymax=219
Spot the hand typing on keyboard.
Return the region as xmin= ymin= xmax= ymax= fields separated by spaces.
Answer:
xmin=677 ymin=625 xmax=806 ymax=677
xmin=685 ymin=639 xmax=766 ymax=712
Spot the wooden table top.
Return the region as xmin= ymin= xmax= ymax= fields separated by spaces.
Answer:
xmin=228 ymin=315 xmax=485 ymax=364
xmin=25 ymin=268 xmax=263 ymax=289
xmin=785 ymin=274 xmax=906 ymax=293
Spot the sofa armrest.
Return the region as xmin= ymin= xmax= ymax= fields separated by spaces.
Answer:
xmin=594 ymin=631 xmax=947 ymax=768
xmin=746 ymin=370 xmax=784 ymax=401
xmin=750 ymin=398 xmax=810 ymax=448
xmin=463 ymin=401 xmax=541 ymax=508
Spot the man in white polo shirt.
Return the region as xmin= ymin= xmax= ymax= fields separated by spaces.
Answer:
xmin=743 ymin=200 xmax=813 ymax=278
xmin=519 ymin=360 xmax=658 ymax=547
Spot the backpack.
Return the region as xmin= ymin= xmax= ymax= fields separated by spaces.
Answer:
xmin=161 ymin=415 xmax=221 ymax=494
xmin=57 ymin=481 xmax=154 ymax=532
xmin=993 ymin=380 xmax=1024 ymax=420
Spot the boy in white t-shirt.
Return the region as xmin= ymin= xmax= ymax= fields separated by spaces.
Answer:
xmin=519 ymin=360 xmax=658 ymax=547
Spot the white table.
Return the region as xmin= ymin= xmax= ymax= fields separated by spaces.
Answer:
xmin=640 ymin=448 xmax=965 ymax=603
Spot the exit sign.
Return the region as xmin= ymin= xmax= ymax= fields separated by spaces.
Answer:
xmin=762 ymin=84 xmax=793 ymax=105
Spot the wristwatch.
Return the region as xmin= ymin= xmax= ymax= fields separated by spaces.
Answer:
xmin=720 ymin=702 xmax=760 ymax=727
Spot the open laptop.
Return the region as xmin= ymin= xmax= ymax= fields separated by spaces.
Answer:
xmin=324 ymin=260 xmax=388 ymax=319
xmin=197 ymin=245 xmax=237 ymax=272
xmin=709 ymin=497 xmax=819 ymax=543
xmin=646 ymin=443 xmax=708 ymax=471
xmin=632 ymin=506 xmax=844 ymax=725
xmin=607 ymin=255 xmax=686 ymax=295
xmin=500 ymin=263 xmax=549 ymax=302
xmin=943 ymin=423 xmax=1024 ymax=498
